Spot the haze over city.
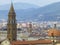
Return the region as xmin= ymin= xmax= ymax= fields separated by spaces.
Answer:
xmin=0 ymin=0 xmax=60 ymax=45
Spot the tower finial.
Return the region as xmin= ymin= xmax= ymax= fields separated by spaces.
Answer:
xmin=10 ymin=0 xmax=14 ymax=8
xmin=11 ymin=0 xmax=13 ymax=5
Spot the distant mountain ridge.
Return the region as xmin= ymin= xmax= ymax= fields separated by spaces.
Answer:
xmin=35 ymin=2 xmax=60 ymax=21
xmin=0 ymin=2 xmax=60 ymax=22
xmin=0 ymin=3 xmax=39 ymax=10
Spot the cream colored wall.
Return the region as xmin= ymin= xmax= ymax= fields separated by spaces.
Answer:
xmin=1 ymin=39 xmax=11 ymax=45
xmin=55 ymin=43 xmax=60 ymax=45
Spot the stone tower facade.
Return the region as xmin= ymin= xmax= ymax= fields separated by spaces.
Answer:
xmin=27 ymin=22 xmax=32 ymax=34
xmin=7 ymin=3 xmax=17 ymax=41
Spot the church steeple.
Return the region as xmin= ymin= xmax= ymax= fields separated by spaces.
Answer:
xmin=8 ymin=2 xmax=15 ymax=15
xmin=7 ymin=1 xmax=17 ymax=42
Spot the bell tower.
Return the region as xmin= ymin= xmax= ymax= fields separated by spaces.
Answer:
xmin=7 ymin=2 xmax=17 ymax=41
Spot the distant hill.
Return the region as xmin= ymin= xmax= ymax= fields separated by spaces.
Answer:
xmin=37 ymin=2 xmax=60 ymax=21
xmin=0 ymin=2 xmax=60 ymax=22
xmin=0 ymin=3 xmax=39 ymax=10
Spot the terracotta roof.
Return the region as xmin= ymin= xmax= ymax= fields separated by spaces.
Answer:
xmin=11 ymin=40 xmax=52 ymax=45
xmin=48 ymin=28 xmax=60 ymax=36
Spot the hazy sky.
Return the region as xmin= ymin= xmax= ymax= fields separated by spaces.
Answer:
xmin=0 ymin=0 xmax=60 ymax=7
